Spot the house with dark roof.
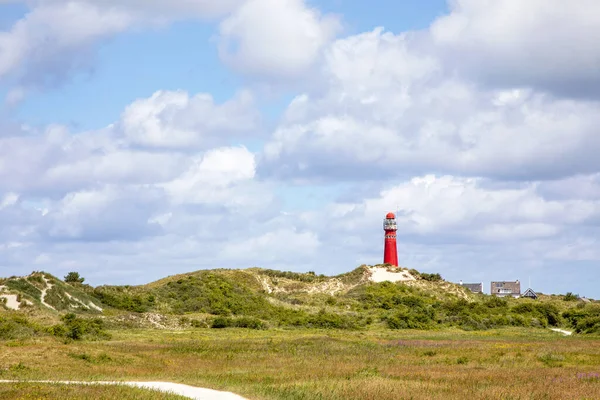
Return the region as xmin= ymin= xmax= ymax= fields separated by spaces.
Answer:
xmin=459 ymin=281 xmax=483 ymax=294
xmin=491 ymin=280 xmax=521 ymax=297
xmin=522 ymin=288 xmax=538 ymax=299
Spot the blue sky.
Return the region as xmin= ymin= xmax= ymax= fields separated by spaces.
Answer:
xmin=1 ymin=0 xmax=599 ymax=298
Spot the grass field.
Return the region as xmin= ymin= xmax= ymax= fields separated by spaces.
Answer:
xmin=0 ymin=382 xmax=189 ymax=400
xmin=0 ymin=328 xmax=599 ymax=399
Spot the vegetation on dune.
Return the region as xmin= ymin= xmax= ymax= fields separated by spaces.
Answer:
xmin=64 ymin=272 xmax=86 ymax=284
xmin=48 ymin=313 xmax=111 ymax=341
xmin=5 ymin=278 xmax=42 ymax=302
xmin=1 ymin=266 xmax=599 ymax=337
xmin=0 ymin=314 xmax=45 ymax=340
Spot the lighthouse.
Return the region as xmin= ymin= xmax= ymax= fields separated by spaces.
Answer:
xmin=383 ymin=212 xmax=398 ymax=266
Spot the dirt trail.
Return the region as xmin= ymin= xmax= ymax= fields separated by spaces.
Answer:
xmin=549 ymin=328 xmax=573 ymax=336
xmin=39 ymin=276 xmax=56 ymax=311
xmin=0 ymin=380 xmax=247 ymax=400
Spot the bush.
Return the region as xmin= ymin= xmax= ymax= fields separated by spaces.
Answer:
xmin=49 ymin=313 xmax=110 ymax=341
xmin=387 ymin=306 xmax=435 ymax=330
xmin=0 ymin=314 xmax=43 ymax=340
xmin=64 ymin=272 xmax=85 ymax=284
xmin=575 ymin=316 xmax=600 ymax=334
xmin=563 ymin=292 xmax=579 ymax=301
xmin=210 ymin=316 xmax=266 ymax=329
xmin=92 ymin=287 xmax=154 ymax=313
xmin=420 ymin=273 xmax=443 ymax=282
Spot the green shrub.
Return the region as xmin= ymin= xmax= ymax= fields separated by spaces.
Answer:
xmin=6 ymin=279 xmax=42 ymax=301
xmin=49 ymin=313 xmax=110 ymax=341
xmin=64 ymin=272 xmax=85 ymax=284
xmin=563 ymin=292 xmax=579 ymax=301
xmin=420 ymin=273 xmax=443 ymax=282
xmin=210 ymin=316 xmax=266 ymax=329
xmin=306 ymin=309 xmax=361 ymax=330
xmin=575 ymin=316 xmax=600 ymax=334
xmin=387 ymin=307 xmax=435 ymax=330
xmin=92 ymin=287 xmax=154 ymax=313
xmin=0 ymin=314 xmax=43 ymax=340
xmin=211 ymin=317 xmax=232 ymax=329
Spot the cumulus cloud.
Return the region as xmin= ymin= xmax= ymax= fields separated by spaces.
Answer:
xmin=0 ymin=0 xmax=246 ymax=93
xmin=42 ymin=185 xmax=167 ymax=241
xmin=260 ymin=28 xmax=600 ymax=182
xmin=0 ymin=2 xmax=132 ymax=85
xmin=120 ymin=90 xmax=259 ymax=150
xmin=1 ymin=0 xmax=600 ymax=297
xmin=218 ymin=0 xmax=341 ymax=79
xmin=0 ymin=86 xmax=288 ymax=282
xmin=0 ymin=89 xmax=258 ymax=195
xmin=430 ymin=0 xmax=600 ymax=97
xmin=0 ymin=0 xmax=340 ymax=92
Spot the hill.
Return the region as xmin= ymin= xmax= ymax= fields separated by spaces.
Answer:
xmin=1 ymin=265 xmax=599 ymax=336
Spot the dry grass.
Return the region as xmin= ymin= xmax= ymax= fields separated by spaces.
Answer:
xmin=0 ymin=382 xmax=189 ymax=399
xmin=0 ymin=328 xmax=599 ymax=399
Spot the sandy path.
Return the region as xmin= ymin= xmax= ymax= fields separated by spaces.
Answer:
xmin=549 ymin=328 xmax=573 ymax=336
xmin=39 ymin=276 xmax=56 ymax=311
xmin=0 ymin=380 xmax=248 ymax=400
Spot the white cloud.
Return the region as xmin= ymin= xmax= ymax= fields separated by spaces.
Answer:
xmin=222 ymin=228 xmax=320 ymax=263
xmin=120 ymin=90 xmax=259 ymax=149
xmin=260 ymin=28 xmax=600 ymax=181
xmin=33 ymin=0 xmax=245 ymax=19
xmin=0 ymin=89 xmax=259 ymax=195
xmin=43 ymin=185 xmax=166 ymax=241
xmin=218 ymin=0 xmax=341 ymax=78
xmin=0 ymin=0 xmax=245 ymax=90
xmin=430 ymin=0 xmax=600 ymax=96
xmin=162 ymin=146 xmax=272 ymax=212
xmin=324 ymin=175 xmax=600 ymax=242
xmin=0 ymin=2 xmax=132 ymax=82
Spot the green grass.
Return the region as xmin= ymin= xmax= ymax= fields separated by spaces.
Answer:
xmin=5 ymin=279 xmax=42 ymax=302
xmin=0 ymin=328 xmax=599 ymax=399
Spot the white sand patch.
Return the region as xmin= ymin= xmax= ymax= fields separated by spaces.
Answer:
xmin=306 ymin=279 xmax=345 ymax=296
xmin=64 ymin=292 xmax=90 ymax=310
xmin=87 ymin=301 xmax=103 ymax=312
xmin=549 ymin=328 xmax=573 ymax=336
xmin=0 ymin=380 xmax=247 ymax=400
xmin=0 ymin=294 xmax=20 ymax=310
xmin=367 ymin=266 xmax=416 ymax=283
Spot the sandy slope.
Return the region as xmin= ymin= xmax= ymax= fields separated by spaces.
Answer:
xmin=0 ymin=380 xmax=248 ymax=400
xmin=368 ymin=266 xmax=415 ymax=283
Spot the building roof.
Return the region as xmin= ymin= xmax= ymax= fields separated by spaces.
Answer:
xmin=385 ymin=212 xmax=395 ymax=219
xmin=522 ymin=288 xmax=538 ymax=299
xmin=461 ymin=283 xmax=483 ymax=293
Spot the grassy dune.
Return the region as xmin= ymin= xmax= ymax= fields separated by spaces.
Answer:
xmin=1 ymin=328 xmax=599 ymax=399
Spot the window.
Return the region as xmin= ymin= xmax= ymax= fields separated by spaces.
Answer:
xmin=495 ymin=282 xmax=503 ymax=288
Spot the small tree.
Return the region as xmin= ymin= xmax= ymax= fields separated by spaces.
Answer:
xmin=64 ymin=272 xmax=85 ymax=284
xmin=563 ymin=292 xmax=579 ymax=301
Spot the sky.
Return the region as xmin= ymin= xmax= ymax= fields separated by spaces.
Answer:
xmin=0 ymin=0 xmax=599 ymax=297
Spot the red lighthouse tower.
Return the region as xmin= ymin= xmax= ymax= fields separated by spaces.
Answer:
xmin=383 ymin=212 xmax=398 ymax=266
